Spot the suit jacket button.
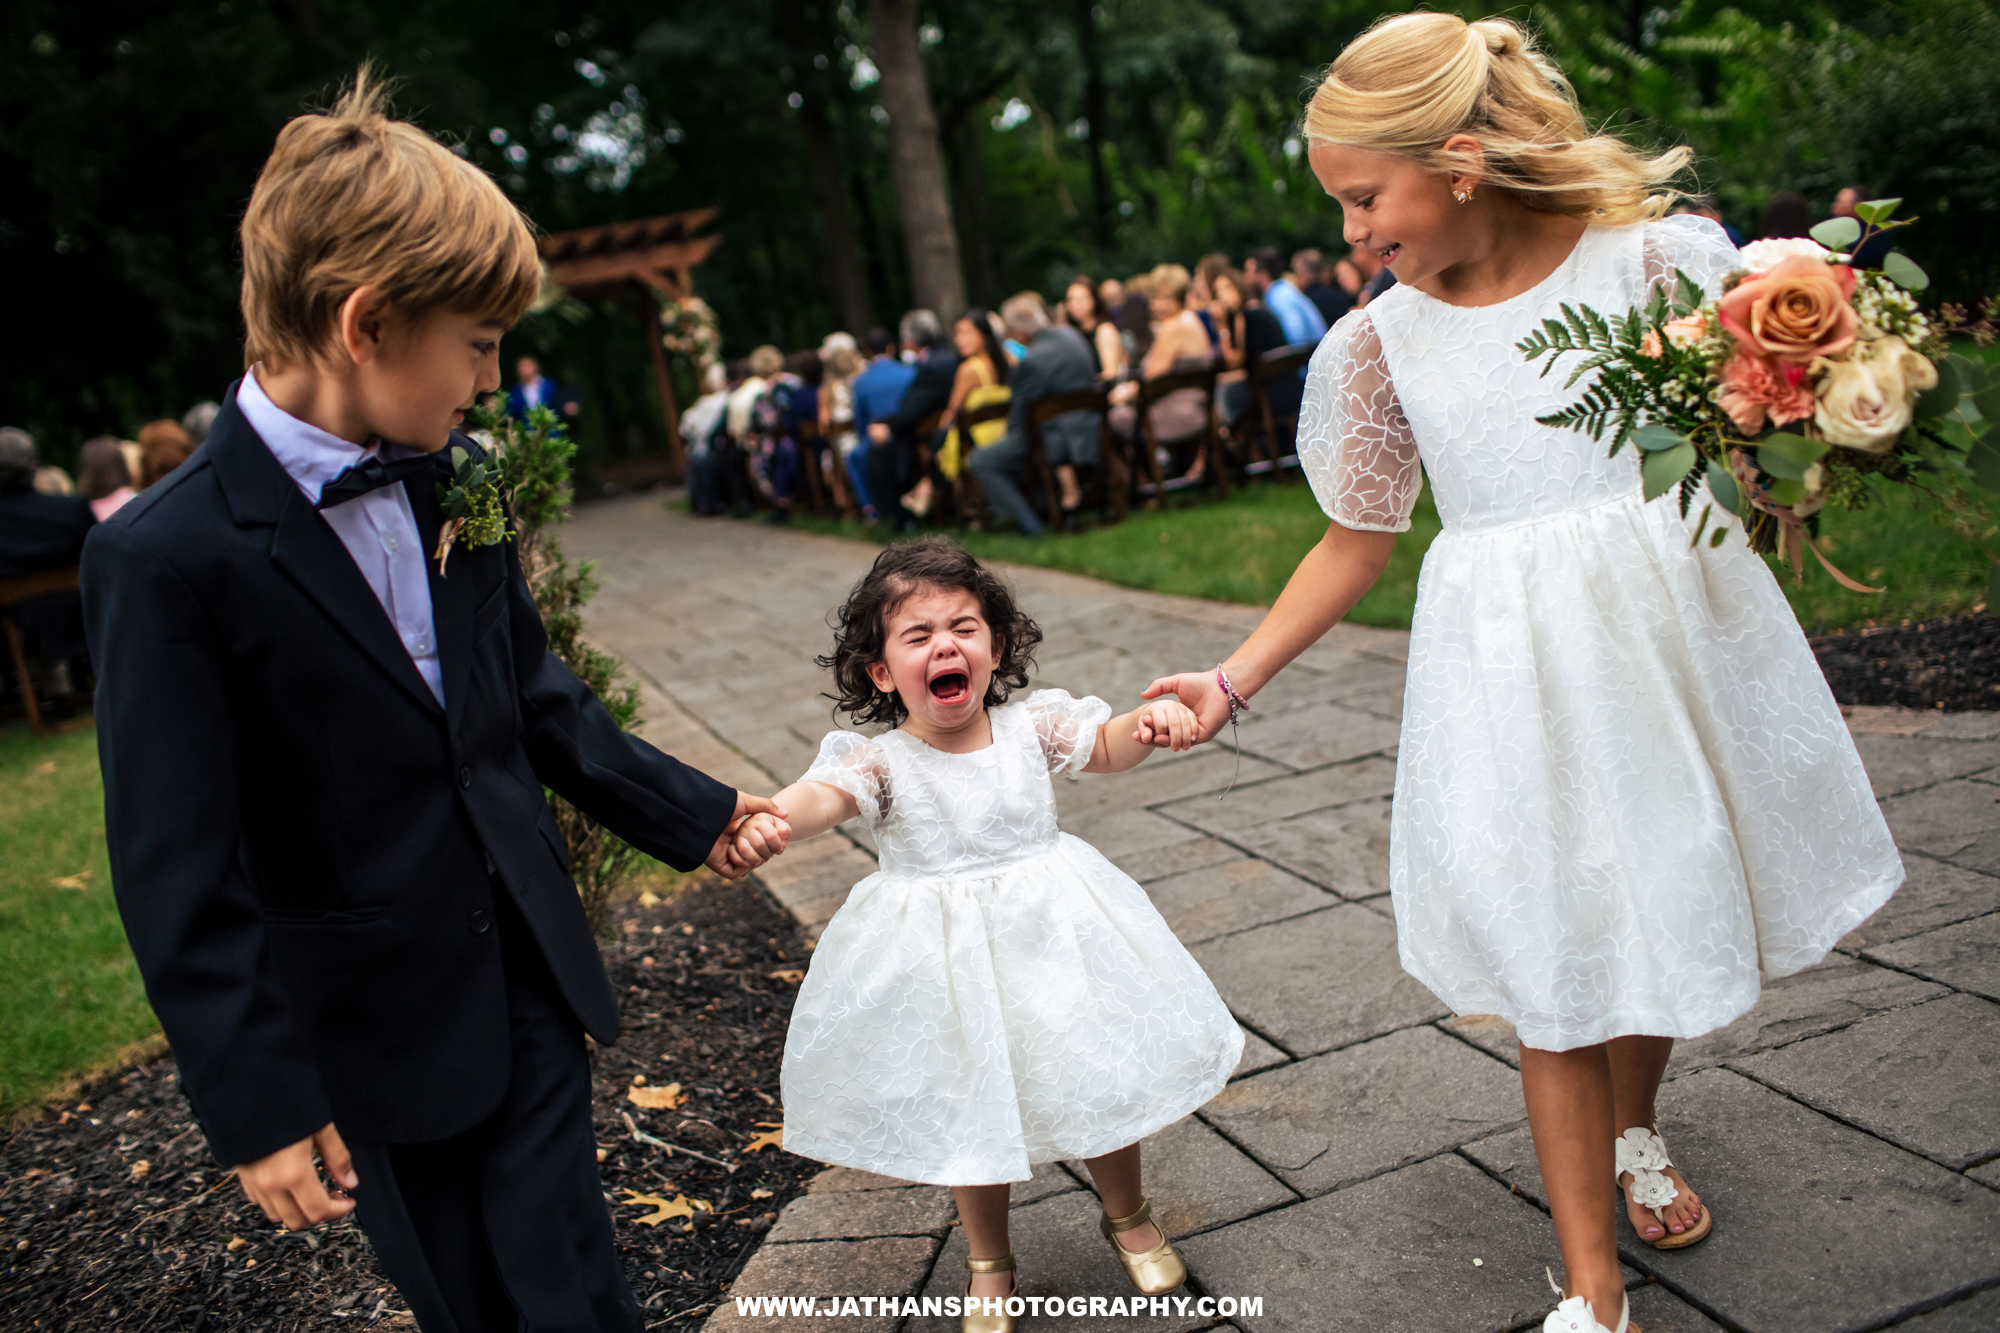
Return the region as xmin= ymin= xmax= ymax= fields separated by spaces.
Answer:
xmin=458 ymin=765 xmax=473 ymax=789
xmin=468 ymin=909 xmax=492 ymax=935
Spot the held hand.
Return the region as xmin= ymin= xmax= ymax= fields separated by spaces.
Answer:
xmin=706 ymin=792 xmax=790 ymax=879
xmin=1132 ymin=698 xmax=1202 ymax=752
xmin=237 ymin=1123 xmax=357 ymax=1231
xmin=731 ymin=812 xmax=792 ymax=869
xmin=868 ymin=422 xmax=890 ymax=444
xmin=1139 ymin=672 xmax=1233 ymax=745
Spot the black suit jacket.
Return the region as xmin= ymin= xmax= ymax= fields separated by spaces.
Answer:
xmin=82 ymin=385 xmax=736 ymax=1166
xmin=1000 ymin=325 xmax=1099 ymax=458
xmin=883 ymin=348 xmax=960 ymax=443
xmin=0 ymin=487 xmax=95 ymax=578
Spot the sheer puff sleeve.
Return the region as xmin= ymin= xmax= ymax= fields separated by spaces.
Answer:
xmin=1297 ymin=310 xmax=1422 ymax=533
xmin=800 ymin=731 xmax=892 ymax=828
xmin=1642 ymin=213 xmax=1742 ymax=303
xmin=1024 ymin=688 xmax=1113 ymax=778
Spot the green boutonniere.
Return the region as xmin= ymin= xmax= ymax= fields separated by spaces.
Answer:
xmin=434 ymin=445 xmax=510 ymax=576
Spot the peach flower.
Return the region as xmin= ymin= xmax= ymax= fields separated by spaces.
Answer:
xmin=1718 ymin=350 xmax=1815 ymax=435
xmin=1663 ymin=312 xmax=1708 ymax=349
xmin=1717 ymin=255 xmax=1858 ymax=365
xmin=1813 ymin=336 xmax=1940 ymax=452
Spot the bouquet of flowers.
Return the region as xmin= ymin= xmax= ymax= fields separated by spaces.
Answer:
xmin=658 ymin=293 xmax=721 ymax=371
xmin=1518 ymin=201 xmax=1998 ymax=590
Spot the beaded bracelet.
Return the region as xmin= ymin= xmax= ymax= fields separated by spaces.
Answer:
xmin=1214 ymin=664 xmax=1251 ymax=797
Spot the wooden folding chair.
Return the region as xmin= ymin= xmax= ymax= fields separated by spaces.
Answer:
xmin=794 ymin=416 xmax=830 ymax=514
xmin=949 ymin=397 xmax=1014 ymax=527
xmin=1024 ymin=388 xmax=1123 ymax=531
xmin=1131 ymin=367 xmax=1223 ymax=505
xmin=1245 ymin=342 xmax=1317 ymax=478
xmin=0 ymin=566 xmax=90 ymax=738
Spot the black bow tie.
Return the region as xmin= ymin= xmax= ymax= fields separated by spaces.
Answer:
xmin=315 ymin=450 xmax=443 ymax=510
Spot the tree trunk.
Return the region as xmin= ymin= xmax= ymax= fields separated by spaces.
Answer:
xmin=866 ymin=0 xmax=966 ymax=318
xmin=945 ymin=113 xmax=999 ymax=307
xmin=777 ymin=0 xmax=872 ymax=333
xmin=1075 ymin=0 xmax=1113 ymax=250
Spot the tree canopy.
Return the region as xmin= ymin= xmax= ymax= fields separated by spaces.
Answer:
xmin=4 ymin=0 xmax=1995 ymax=474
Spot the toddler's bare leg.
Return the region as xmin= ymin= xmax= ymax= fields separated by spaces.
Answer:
xmin=953 ymin=1184 xmax=1015 ymax=1299
xmin=1081 ymin=1144 xmax=1164 ymax=1252
xmin=1519 ymin=1042 xmax=1627 ymax=1326
xmin=1608 ymin=1035 xmax=1705 ymax=1240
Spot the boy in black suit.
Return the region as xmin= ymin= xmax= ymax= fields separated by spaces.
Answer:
xmin=82 ymin=70 xmax=785 ymax=1332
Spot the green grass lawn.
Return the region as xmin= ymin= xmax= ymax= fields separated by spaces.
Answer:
xmin=771 ymin=470 xmax=1991 ymax=634
xmin=0 ymin=723 xmax=156 ymax=1122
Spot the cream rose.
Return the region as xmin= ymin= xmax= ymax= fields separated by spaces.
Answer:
xmin=1813 ymin=336 xmax=1940 ymax=452
xmin=1738 ymin=237 xmax=1832 ymax=274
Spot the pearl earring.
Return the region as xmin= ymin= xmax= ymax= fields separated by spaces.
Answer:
xmin=1455 ymin=189 xmax=1473 ymax=204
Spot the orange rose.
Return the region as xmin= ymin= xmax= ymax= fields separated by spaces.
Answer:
xmin=1716 ymin=255 xmax=1858 ymax=365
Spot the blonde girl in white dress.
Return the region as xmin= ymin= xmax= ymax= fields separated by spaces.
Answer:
xmin=1141 ymin=15 xmax=1902 ymax=1333
xmin=731 ymin=537 xmax=1243 ymax=1333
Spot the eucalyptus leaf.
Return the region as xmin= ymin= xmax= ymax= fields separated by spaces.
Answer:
xmin=1913 ymin=357 xmax=1961 ymax=419
xmin=1633 ymin=423 xmax=1688 ymax=453
xmin=1859 ymin=197 xmax=1902 ymax=223
xmin=1882 ymin=251 xmax=1930 ymax=291
xmin=450 ymin=445 xmax=469 ymax=469
xmin=1953 ymin=354 xmax=1990 ymax=395
xmin=1706 ymin=460 xmax=1742 ymax=516
xmin=1760 ymin=432 xmax=1830 ymax=468
xmin=1756 ymin=445 xmax=1807 ymax=480
xmin=1976 ymin=386 xmax=2000 ymax=424
xmin=1970 ymin=441 xmax=2000 ymax=493
xmin=1810 ymin=216 xmax=1861 ymax=250
xmin=1642 ymin=441 xmax=1697 ymax=502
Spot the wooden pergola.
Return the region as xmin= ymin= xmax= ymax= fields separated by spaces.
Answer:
xmin=538 ymin=207 xmax=721 ymax=478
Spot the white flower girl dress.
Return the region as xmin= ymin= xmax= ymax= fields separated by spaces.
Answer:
xmin=780 ymin=689 xmax=1243 ymax=1185
xmin=1298 ymin=214 xmax=1903 ymax=1052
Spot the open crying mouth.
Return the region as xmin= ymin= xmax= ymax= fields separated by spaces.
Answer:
xmin=928 ymin=672 xmax=971 ymax=704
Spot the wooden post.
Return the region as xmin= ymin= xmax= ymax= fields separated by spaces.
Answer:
xmin=636 ymin=283 xmax=684 ymax=479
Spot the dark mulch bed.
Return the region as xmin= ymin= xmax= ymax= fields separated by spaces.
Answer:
xmin=1811 ymin=611 xmax=2000 ymax=712
xmin=0 ymin=875 xmax=818 ymax=1331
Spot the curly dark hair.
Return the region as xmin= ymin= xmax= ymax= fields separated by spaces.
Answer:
xmin=817 ymin=536 xmax=1042 ymax=727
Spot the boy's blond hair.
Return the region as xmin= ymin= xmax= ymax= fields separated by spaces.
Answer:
xmin=240 ymin=67 xmax=543 ymax=368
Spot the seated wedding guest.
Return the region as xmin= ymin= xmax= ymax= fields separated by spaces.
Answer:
xmin=818 ymin=339 xmax=864 ymax=512
xmin=1673 ymin=194 xmax=1747 ymax=248
xmin=910 ymin=307 xmax=1012 ymax=518
xmin=1295 ymin=247 xmax=1353 ymax=326
xmin=1233 ymin=268 xmax=1302 ymax=429
xmin=137 ymin=418 xmax=195 ymax=488
xmin=849 ymin=326 xmax=915 ymax=522
xmin=680 ymin=362 xmax=732 ymax=516
xmin=1192 ymin=253 xmax=1231 ymax=351
xmin=1830 ymin=184 xmax=1894 ymax=268
xmin=868 ymin=309 xmax=960 ymax=530
xmin=1349 ymin=242 xmax=1385 ymax=306
xmin=1115 ymin=276 xmax=1154 ymax=362
xmin=35 ymin=465 xmax=77 ymax=495
xmin=1245 ymin=247 xmax=1326 ymax=346
xmin=1209 ymin=268 xmax=1254 ymax=428
xmin=0 ymin=427 xmax=94 ymax=698
xmin=78 ymin=435 xmax=139 ymax=521
xmin=967 ymin=295 xmax=1098 ymax=534
xmin=1331 ymin=250 xmax=1364 ymax=300
xmin=1759 ymin=190 xmax=1812 ymax=239
xmin=182 ymin=400 xmax=222 ymax=446
xmin=1063 ymin=276 xmax=1127 ymax=380
xmin=1109 ymin=264 xmax=1217 ymax=479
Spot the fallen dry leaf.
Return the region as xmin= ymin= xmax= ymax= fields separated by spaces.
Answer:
xmin=226 ymin=1237 xmax=248 ymax=1252
xmin=742 ymin=1121 xmax=784 ymax=1153
xmin=621 ymin=1191 xmax=701 ymax=1227
xmin=766 ymin=969 xmax=804 ymax=985
xmin=52 ymin=872 xmax=90 ymax=891
xmin=637 ymin=890 xmax=662 ymax=908
xmin=130 ymin=1160 xmax=151 ymax=1182
xmin=627 ymin=1082 xmax=686 ymax=1110
xmin=750 ymin=1188 xmax=773 ymax=1200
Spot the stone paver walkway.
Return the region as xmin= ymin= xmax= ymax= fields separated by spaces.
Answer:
xmin=568 ymin=495 xmax=2000 ymax=1333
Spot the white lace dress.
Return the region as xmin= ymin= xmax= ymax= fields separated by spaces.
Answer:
xmin=1299 ymin=215 xmax=1904 ymax=1052
xmin=780 ymin=690 xmax=1243 ymax=1185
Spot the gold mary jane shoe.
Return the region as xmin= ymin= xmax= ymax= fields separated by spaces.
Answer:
xmin=1100 ymin=1198 xmax=1186 ymax=1296
xmin=961 ymin=1253 xmax=1018 ymax=1333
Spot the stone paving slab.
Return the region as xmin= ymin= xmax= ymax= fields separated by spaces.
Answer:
xmin=1667 ymin=953 xmax=1950 ymax=1072
xmin=1626 ymin=1284 xmax=1728 ymax=1332
xmin=1969 ymin=1159 xmax=2000 ymax=1189
xmin=1850 ymin=735 xmax=2000 ymax=798
xmin=1189 ymin=905 xmax=1448 ymax=1057
xmin=765 ymin=1184 xmax=957 ymax=1244
xmin=1142 ymin=857 xmax=1336 ymax=946
xmin=1894 ymin=1286 xmax=2000 ymax=1332
xmin=707 ymin=1236 xmax=940 ymax=1333
xmin=1463 ymin=1067 xmax=2000 ymax=1332
xmin=1840 ymin=855 xmax=2000 ymax=949
xmin=1231 ymin=1028 xmax=1291 ymax=1080
xmin=1881 ymin=778 xmax=2000 ymax=874
xmin=1866 ymin=911 xmax=2000 ymax=1003
xmin=1227 ymin=700 xmax=1402 ymax=771
xmin=1177 ymin=1153 xmax=1605 ymax=1333
xmin=1735 ymin=992 xmax=2000 ymax=1170
xmin=1199 ymin=1026 xmax=1523 ymax=1197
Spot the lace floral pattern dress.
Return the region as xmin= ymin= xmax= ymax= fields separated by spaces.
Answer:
xmin=780 ymin=690 xmax=1243 ymax=1185
xmin=1298 ymin=215 xmax=1903 ymax=1052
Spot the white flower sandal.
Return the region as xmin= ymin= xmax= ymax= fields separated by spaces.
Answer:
xmin=1543 ymin=1269 xmax=1635 ymax=1333
xmin=1615 ymin=1126 xmax=1713 ymax=1250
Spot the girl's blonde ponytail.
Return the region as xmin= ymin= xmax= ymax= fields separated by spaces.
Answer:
xmin=1303 ymin=12 xmax=1690 ymax=225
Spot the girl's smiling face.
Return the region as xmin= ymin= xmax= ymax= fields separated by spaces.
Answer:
xmin=1309 ymin=137 xmax=1476 ymax=290
xmin=865 ymin=584 xmax=1000 ymax=743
